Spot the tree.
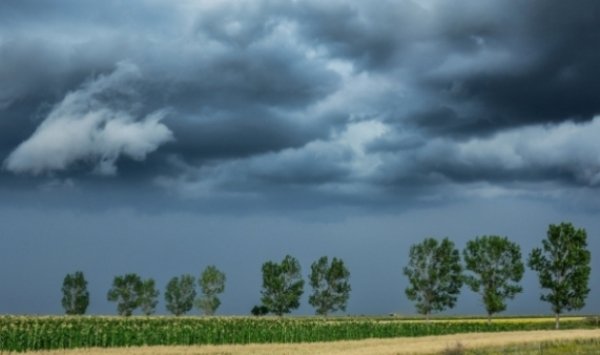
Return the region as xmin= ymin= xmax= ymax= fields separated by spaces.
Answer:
xmin=260 ymin=255 xmax=304 ymax=316
xmin=528 ymin=222 xmax=591 ymax=329
xmin=403 ymin=238 xmax=463 ymax=320
xmin=165 ymin=274 xmax=196 ymax=316
xmin=107 ymin=273 xmax=142 ymax=316
xmin=308 ymin=256 xmax=351 ymax=316
xmin=61 ymin=271 xmax=90 ymax=315
xmin=463 ymin=236 xmax=524 ymax=322
xmin=138 ymin=278 xmax=159 ymax=316
xmin=196 ymin=265 xmax=226 ymax=316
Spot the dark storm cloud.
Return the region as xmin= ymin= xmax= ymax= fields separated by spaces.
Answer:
xmin=164 ymin=110 xmax=324 ymax=161
xmin=2 ymin=0 xmax=600 ymax=208
xmin=421 ymin=0 xmax=600 ymax=133
xmin=291 ymin=1 xmax=426 ymax=70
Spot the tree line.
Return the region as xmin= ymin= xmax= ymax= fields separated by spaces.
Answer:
xmin=62 ymin=256 xmax=351 ymax=317
xmin=61 ymin=222 xmax=591 ymax=329
xmin=62 ymin=265 xmax=228 ymax=317
xmin=403 ymin=222 xmax=590 ymax=329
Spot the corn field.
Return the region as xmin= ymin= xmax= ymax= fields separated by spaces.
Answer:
xmin=0 ymin=316 xmax=596 ymax=352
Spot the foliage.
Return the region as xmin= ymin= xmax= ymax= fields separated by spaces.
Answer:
xmin=165 ymin=274 xmax=197 ymax=316
xmin=463 ymin=236 xmax=524 ymax=320
xmin=260 ymin=255 xmax=305 ymax=316
xmin=106 ymin=273 xmax=142 ymax=316
xmin=404 ymin=238 xmax=463 ymax=319
xmin=528 ymin=222 xmax=591 ymax=329
xmin=308 ymin=256 xmax=351 ymax=316
xmin=251 ymin=305 xmax=269 ymax=316
xmin=196 ymin=265 xmax=226 ymax=316
xmin=138 ymin=278 xmax=159 ymax=316
xmin=61 ymin=271 xmax=90 ymax=315
xmin=0 ymin=316 xmax=595 ymax=352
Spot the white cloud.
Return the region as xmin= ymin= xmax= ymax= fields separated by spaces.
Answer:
xmin=4 ymin=62 xmax=173 ymax=175
xmin=405 ymin=117 xmax=600 ymax=186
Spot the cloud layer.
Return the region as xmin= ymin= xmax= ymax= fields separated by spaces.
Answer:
xmin=2 ymin=0 xmax=600 ymax=209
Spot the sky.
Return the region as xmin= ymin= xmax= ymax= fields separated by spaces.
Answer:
xmin=0 ymin=0 xmax=599 ymax=316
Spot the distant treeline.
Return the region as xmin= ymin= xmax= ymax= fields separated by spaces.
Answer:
xmin=62 ymin=222 xmax=590 ymax=329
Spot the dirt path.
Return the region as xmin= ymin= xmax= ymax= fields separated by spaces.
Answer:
xmin=25 ymin=329 xmax=600 ymax=355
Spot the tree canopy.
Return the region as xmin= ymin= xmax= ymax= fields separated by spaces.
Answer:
xmin=528 ymin=222 xmax=591 ymax=329
xmin=260 ymin=255 xmax=304 ymax=316
xmin=107 ymin=273 xmax=142 ymax=316
xmin=61 ymin=271 xmax=90 ymax=315
xmin=308 ymin=256 xmax=351 ymax=316
xmin=463 ymin=235 xmax=524 ymax=321
xmin=165 ymin=274 xmax=196 ymax=316
xmin=197 ymin=265 xmax=226 ymax=315
xmin=138 ymin=278 xmax=159 ymax=316
xmin=404 ymin=237 xmax=463 ymax=319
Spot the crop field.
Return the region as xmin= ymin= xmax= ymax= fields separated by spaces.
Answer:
xmin=1 ymin=315 xmax=598 ymax=353
xmin=12 ymin=329 xmax=600 ymax=355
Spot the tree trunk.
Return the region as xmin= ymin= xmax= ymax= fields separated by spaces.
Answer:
xmin=487 ymin=313 xmax=491 ymax=324
xmin=426 ymin=313 xmax=431 ymax=322
xmin=555 ymin=313 xmax=560 ymax=329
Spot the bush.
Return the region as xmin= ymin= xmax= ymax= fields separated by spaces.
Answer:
xmin=251 ymin=305 xmax=269 ymax=316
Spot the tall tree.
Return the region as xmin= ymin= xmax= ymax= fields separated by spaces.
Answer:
xmin=528 ymin=222 xmax=591 ymax=329
xmin=260 ymin=255 xmax=304 ymax=316
xmin=107 ymin=273 xmax=142 ymax=316
xmin=308 ymin=256 xmax=351 ymax=316
xmin=196 ymin=265 xmax=226 ymax=316
xmin=138 ymin=278 xmax=160 ymax=316
xmin=404 ymin=238 xmax=463 ymax=320
xmin=463 ymin=236 xmax=524 ymax=322
xmin=165 ymin=274 xmax=196 ymax=316
xmin=61 ymin=271 xmax=90 ymax=315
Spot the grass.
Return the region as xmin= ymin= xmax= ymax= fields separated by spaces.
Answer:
xmin=463 ymin=337 xmax=600 ymax=354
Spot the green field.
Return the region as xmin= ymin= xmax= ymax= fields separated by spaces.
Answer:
xmin=0 ymin=315 xmax=598 ymax=352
